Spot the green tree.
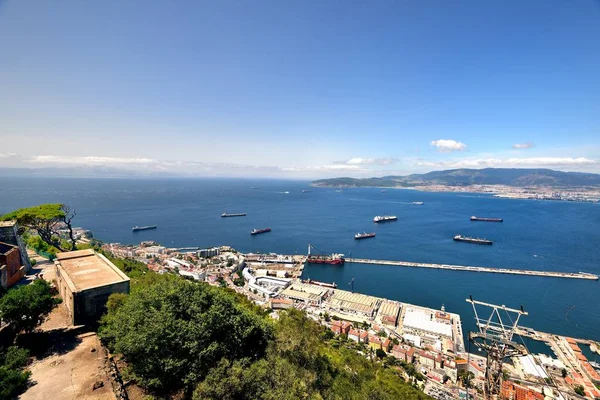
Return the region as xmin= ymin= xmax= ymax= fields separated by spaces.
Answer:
xmin=561 ymin=368 xmax=567 ymax=378
xmin=0 ymin=280 xmax=60 ymax=334
xmin=1 ymin=204 xmax=77 ymax=251
xmin=376 ymin=348 xmax=387 ymax=359
xmin=574 ymin=385 xmax=585 ymax=396
xmin=99 ymin=278 xmax=273 ymax=392
xmin=0 ymin=344 xmax=32 ymax=400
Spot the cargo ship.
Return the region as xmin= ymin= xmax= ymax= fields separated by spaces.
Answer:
xmin=301 ymin=278 xmax=338 ymax=288
xmin=355 ymin=232 xmax=376 ymax=240
xmin=373 ymin=215 xmax=397 ymax=223
xmin=132 ymin=225 xmax=157 ymax=232
xmin=470 ymin=216 xmax=503 ymax=222
xmin=453 ymin=235 xmax=492 ymax=245
xmin=221 ymin=212 xmax=247 ymax=217
xmin=307 ymin=244 xmax=345 ymax=265
xmin=251 ymin=227 xmax=271 ymax=235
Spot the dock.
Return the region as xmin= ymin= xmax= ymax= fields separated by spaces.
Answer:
xmin=344 ymin=258 xmax=599 ymax=280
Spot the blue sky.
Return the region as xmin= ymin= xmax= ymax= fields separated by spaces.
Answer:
xmin=1 ymin=0 xmax=599 ymax=178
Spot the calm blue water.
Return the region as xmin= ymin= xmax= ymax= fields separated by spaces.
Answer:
xmin=1 ymin=177 xmax=598 ymax=348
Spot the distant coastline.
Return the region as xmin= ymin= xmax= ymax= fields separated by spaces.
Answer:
xmin=311 ymin=168 xmax=600 ymax=203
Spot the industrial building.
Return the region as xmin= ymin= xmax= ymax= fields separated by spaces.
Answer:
xmin=328 ymin=289 xmax=380 ymax=318
xmin=377 ymin=300 xmax=401 ymax=327
xmin=54 ymin=249 xmax=130 ymax=325
xmin=280 ymin=281 xmax=329 ymax=305
xmin=402 ymin=306 xmax=453 ymax=339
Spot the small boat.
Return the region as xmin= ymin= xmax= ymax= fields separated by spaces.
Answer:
xmin=302 ymin=189 xmax=312 ymax=193
xmin=355 ymin=232 xmax=376 ymax=240
xmin=413 ymin=201 xmax=424 ymax=205
xmin=132 ymin=225 xmax=157 ymax=232
xmin=251 ymin=227 xmax=272 ymax=235
xmin=221 ymin=212 xmax=247 ymax=217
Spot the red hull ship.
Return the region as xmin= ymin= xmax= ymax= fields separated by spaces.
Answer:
xmin=306 ymin=244 xmax=345 ymax=265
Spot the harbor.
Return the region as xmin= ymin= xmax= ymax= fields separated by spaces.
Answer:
xmin=345 ymin=258 xmax=599 ymax=280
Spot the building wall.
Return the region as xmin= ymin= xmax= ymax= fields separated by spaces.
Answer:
xmin=0 ymin=222 xmax=32 ymax=273
xmin=54 ymin=263 xmax=130 ymax=325
xmin=0 ymin=244 xmax=25 ymax=288
xmin=72 ymin=281 xmax=130 ymax=325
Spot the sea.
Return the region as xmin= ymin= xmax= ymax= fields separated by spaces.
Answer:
xmin=1 ymin=177 xmax=599 ymax=355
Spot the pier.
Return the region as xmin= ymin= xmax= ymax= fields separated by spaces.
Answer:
xmin=345 ymin=258 xmax=599 ymax=280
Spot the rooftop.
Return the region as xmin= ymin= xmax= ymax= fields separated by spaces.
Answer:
xmin=55 ymin=249 xmax=130 ymax=291
xmin=403 ymin=307 xmax=453 ymax=338
xmin=329 ymin=289 xmax=380 ymax=315
xmin=280 ymin=282 xmax=327 ymax=302
xmin=0 ymin=221 xmax=16 ymax=228
xmin=0 ymin=241 xmax=18 ymax=255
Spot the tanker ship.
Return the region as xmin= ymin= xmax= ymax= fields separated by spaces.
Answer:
xmin=373 ymin=215 xmax=397 ymax=223
xmin=306 ymin=244 xmax=345 ymax=265
xmin=453 ymin=235 xmax=492 ymax=245
xmin=470 ymin=216 xmax=503 ymax=222
xmin=250 ymin=227 xmax=271 ymax=235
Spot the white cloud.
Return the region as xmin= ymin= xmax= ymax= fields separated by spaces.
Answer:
xmin=415 ymin=157 xmax=597 ymax=169
xmin=334 ymin=157 xmax=399 ymax=166
xmin=512 ymin=142 xmax=535 ymax=149
xmin=430 ymin=139 xmax=467 ymax=152
xmin=282 ymin=164 xmax=365 ymax=172
xmin=29 ymin=155 xmax=157 ymax=165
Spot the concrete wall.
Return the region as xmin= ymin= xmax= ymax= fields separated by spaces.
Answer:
xmin=55 ymin=264 xmax=130 ymax=326
xmin=0 ymin=222 xmax=32 ymax=273
xmin=72 ymin=281 xmax=130 ymax=325
xmin=0 ymin=244 xmax=25 ymax=289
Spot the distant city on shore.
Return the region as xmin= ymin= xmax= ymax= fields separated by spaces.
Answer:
xmin=312 ymin=168 xmax=600 ymax=203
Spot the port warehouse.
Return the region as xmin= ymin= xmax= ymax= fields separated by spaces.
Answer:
xmin=276 ymin=280 xmax=463 ymax=354
xmin=54 ymin=249 xmax=130 ymax=325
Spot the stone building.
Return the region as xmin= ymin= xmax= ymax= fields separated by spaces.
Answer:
xmin=0 ymin=221 xmax=31 ymax=273
xmin=54 ymin=249 xmax=130 ymax=325
xmin=0 ymin=241 xmax=25 ymax=289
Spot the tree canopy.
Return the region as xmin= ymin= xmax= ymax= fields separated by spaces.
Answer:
xmin=0 ymin=280 xmax=59 ymax=334
xmin=1 ymin=203 xmax=76 ymax=252
xmin=99 ymin=277 xmax=273 ymax=392
xmin=99 ymin=265 xmax=430 ymax=399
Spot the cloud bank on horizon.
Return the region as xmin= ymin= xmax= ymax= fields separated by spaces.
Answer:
xmin=1 ymin=147 xmax=598 ymax=179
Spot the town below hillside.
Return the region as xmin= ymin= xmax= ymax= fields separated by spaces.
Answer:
xmin=311 ymin=168 xmax=600 ymax=202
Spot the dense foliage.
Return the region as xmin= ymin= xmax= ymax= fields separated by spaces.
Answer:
xmin=0 ymin=280 xmax=59 ymax=334
xmin=99 ymin=278 xmax=273 ymax=391
xmin=0 ymin=280 xmax=55 ymax=400
xmin=0 ymin=346 xmax=31 ymax=400
xmin=1 ymin=203 xmax=77 ymax=251
xmin=99 ymin=267 xmax=430 ymax=399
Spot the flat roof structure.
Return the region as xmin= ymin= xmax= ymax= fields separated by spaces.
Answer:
xmin=379 ymin=300 xmax=401 ymax=318
xmin=280 ymin=282 xmax=328 ymax=303
xmin=329 ymin=289 xmax=380 ymax=316
xmin=403 ymin=306 xmax=453 ymax=338
xmin=54 ymin=249 xmax=130 ymax=325
xmin=55 ymin=249 xmax=130 ymax=291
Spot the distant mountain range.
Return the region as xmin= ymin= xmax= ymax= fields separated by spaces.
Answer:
xmin=312 ymin=168 xmax=600 ymax=188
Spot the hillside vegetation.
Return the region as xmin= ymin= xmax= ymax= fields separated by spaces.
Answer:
xmin=312 ymin=168 xmax=600 ymax=188
xmin=99 ymin=263 xmax=430 ymax=400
